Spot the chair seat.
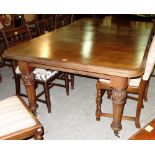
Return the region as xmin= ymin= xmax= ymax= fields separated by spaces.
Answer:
xmin=16 ymin=66 xmax=58 ymax=81
xmin=0 ymin=96 xmax=36 ymax=137
xmin=99 ymin=77 xmax=141 ymax=87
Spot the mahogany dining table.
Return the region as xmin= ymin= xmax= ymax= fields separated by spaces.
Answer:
xmin=3 ymin=17 xmax=154 ymax=136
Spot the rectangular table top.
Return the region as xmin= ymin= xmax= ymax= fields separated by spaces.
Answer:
xmin=4 ymin=18 xmax=153 ymax=78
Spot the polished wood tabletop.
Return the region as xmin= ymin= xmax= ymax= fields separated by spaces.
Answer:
xmin=4 ymin=18 xmax=154 ymax=136
xmin=4 ymin=18 xmax=153 ymax=78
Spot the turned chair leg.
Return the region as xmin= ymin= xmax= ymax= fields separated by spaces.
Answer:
xmin=43 ymin=82 xmax=51 ymax=113
xmin=64 ymin=73 xmax=69 ymax=96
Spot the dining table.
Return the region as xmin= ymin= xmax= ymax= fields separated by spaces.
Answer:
xmin=3 ymin=17 xmax=154 ymax=136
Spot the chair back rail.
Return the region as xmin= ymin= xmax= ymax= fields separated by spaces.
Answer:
xmin=36 ymin=17 xmax=55 ymax=35
xmin=55 ymin=14 xmax=73 ymax=29
xmin=1 ymin=24 xmax=32 ymax=48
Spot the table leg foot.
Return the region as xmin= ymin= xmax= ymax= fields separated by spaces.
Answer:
xmin=114 ymin=130 xmax=120 ymax=138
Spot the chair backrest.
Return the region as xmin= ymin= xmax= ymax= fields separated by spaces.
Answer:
xmin=143 ymin=35 xmax=155 ymax=80
xmin=1 ymin=24 xmax=32 ymax=48
xmin=35 ymin=17 xmax=55 ymax=35
xmin=55 ymin=14 xmax=73 ymax=29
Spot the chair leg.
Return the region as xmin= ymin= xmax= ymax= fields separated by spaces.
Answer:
xmin=15 ymin=75 xmax=21 ymax=95
xmin=135 ymin=94 xmax=144 ymax=128
xmin=96 ymin=83 xmax=102 ymax=121
xmin=11 ymin=61 xmax=21 ymax=95
xmin=144 ymin=81 xmax=149 ymax=102
xmin=43 ymin=82 xmax=51 ymax=113
xmin=34 ymin=127 xmax=43 ymax=140
xmin=64 ymin=73 xmax=69 ymax=96
xmin=1 ymin=56 xmax=6 ymax=66
xmin=70 ymin=74 xmax=74 ymax=89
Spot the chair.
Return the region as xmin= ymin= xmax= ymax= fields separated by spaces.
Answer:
xmin=0 ymin=95 xmax=43 ymax=140
xmin=0 ymin=14 xmax=15 ymax=67
xmin=96 ymin=35 xmax=155 ymax=129
xmin=35 ymin=17 xmax=55 ymax=35
xmin=12 ymin=14 xmax=38 ymax=38
xmin=0 ymin=71 xmax=43 ymax=140
xmin=55 ymin=14 xmax=74 ymax=29
xmin=36 ymin=17 xmax=74 ymax=89
xmin=1 ymin=24 xmax=71 ymax=113
xmin=24 ymin=14 xmax=39 ymax=38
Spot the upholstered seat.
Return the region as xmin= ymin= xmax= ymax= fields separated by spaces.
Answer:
xmin=16 ymin=67 xmax=58 ymax=81
xmin=99 ymin=77 xmax=141 ymax=87
xmin=0 ymin=95 xmax=43 ymax=140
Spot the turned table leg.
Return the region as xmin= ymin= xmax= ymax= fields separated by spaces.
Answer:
xmin=18 ymin=61 xmax=37 ymax=113
xmin=111 ymin=77 xmax=128 ymax=137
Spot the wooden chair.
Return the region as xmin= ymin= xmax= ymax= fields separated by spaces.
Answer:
xmin=35 ymin=17 xmax=55 ymax=35
xmin=96 ymin=35 xmax=155 ymax=129
xmin=23 ymin=14 xmax=39 ymax=38
xmin=55 ymin=14 xmax=74 ymax=29
xmin=0 ymin=95 xmax=43 ymax=140
xmin=1 ymin=24 xmax=71 ymax=113
xmin=0 ymin=71 xmax=43 ymax=140
xmin=0 ymin=14 xmax=15 ymax=67
xmin=36 ymin=17 xmax=74 ymax=89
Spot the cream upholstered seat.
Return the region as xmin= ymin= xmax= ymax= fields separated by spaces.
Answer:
xmin=99 ymin=77 xmax=141 ymax=87
xmin=16 ymin=67 xmax=58 ymax=81
xmin=0 ymin=96 xmax=36 ymax=136
xmin=0 ymin=95 xmax=43 ymax=140
xmin=96 ymin=35 xmax=155 ymax=129
xmin=33 ymin=68 xmax=58 ymax=81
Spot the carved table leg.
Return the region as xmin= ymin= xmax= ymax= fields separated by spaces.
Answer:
xmin=18 ymin=61 xmax=37 ymax=113
xmin=96 ymin=87 xmax=102 ymax=121
xmin=111 ymin=77 xmax=128 ymax=137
